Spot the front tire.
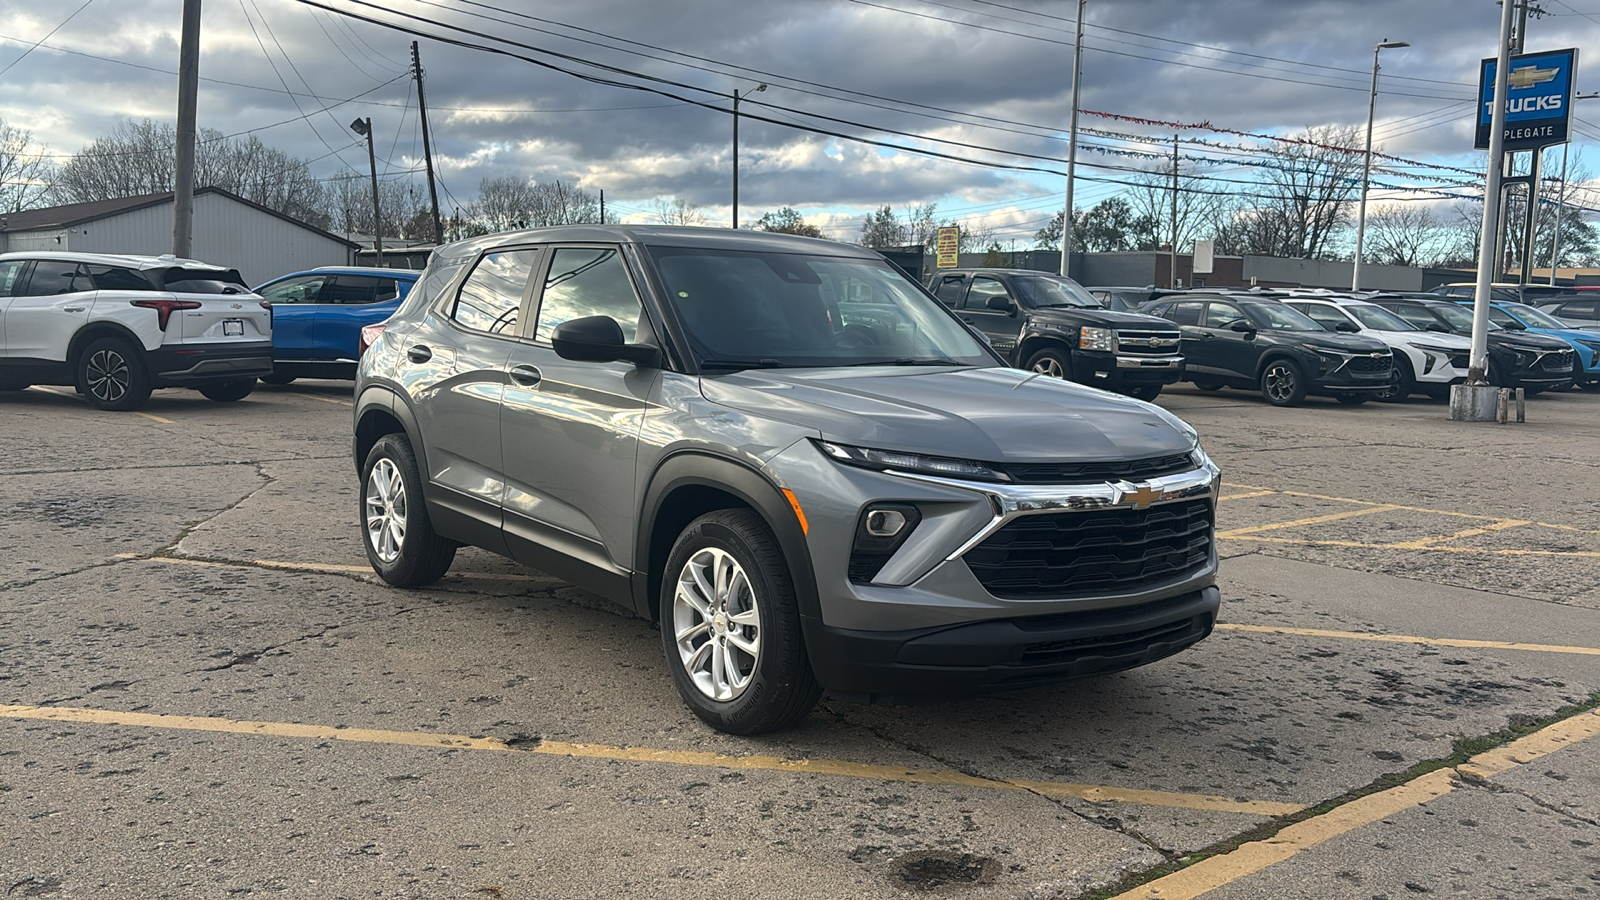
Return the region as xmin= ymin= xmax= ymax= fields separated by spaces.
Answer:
xmin=1259 ymin=358 xmax=1307 ymax=407
xmin=661 ymin=509 xmax=821 ymax=735
xmin=1193 ymin=381 xmax=1224 ymax=391
xmin=360 ymin=433 xmax=455 ymax=587
xmin=198 ymin=378 xmax=256 ymax=402
xmin=1024 ymin=346 xmax=1071 ymax=381
xmin=1376 ymin=358 xmax=1415 ymax=403
xmin=78 ymin=337 xmax=152 ymax=411
xmin=1128 ymin=384 xmax=1162 ymax=402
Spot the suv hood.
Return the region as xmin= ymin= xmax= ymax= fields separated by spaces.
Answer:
xmin=1486 ymin=329 xmax=1572 ymax=350
xmin=1295 ymin=331 xmax=1391 ymax=353
xmin=701 ymin=366 xmax=1197 ymax=463
xmin=1031 ymin=307 xmax=1178 ymax=330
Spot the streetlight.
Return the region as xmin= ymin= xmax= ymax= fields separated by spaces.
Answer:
xmin=731 ymin=83 xmax=766 ymax=229
xmin=1547 ymin=92 xmax=1600 ymax=284
xmin=1351 ymin=39 xmax=1409 ymax=292
xmin=350 ymin=117 xmax=383 ymax=266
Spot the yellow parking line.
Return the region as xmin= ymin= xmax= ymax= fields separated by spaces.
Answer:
xmin=1224 ymin=535 xmax=1600 ymax=558
xmin=1217 ymin=490 xmax=1278 ymax=502
xmin=299 ymin=394 xmax=353 ymax=407
xmin=1216 ymin=623 xmax=1600 ymax=656
xmin=1110 ymin=709 xmax=1600 ymax=899
xmin=0 ymin=704 xmax=1300 ymax=815
xmin=1220 ymin=481 xmax=1600 ymax=534
xmin=144 ymin=555 xmax=544 ymax=582
xmin=1384 ymin=519 xmax=1530 ymax=549
xmin=1216 ymin=505 xmax=1399 ymax=538
xmin=134 ymin=411 xmax=174 ymax=425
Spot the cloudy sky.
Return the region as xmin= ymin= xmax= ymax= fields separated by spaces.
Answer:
xmin=4 ymin=0 xmax=1600 ymax=243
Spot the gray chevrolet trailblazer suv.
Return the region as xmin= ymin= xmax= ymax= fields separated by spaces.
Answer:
xmin=353 ymin=226 xmax=1221 ymax=734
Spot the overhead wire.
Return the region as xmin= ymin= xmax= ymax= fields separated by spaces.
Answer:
xmin=0 ymin=0 xmax=94 ymax=77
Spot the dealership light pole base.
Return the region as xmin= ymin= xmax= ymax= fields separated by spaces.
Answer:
xmin=1450 ymin=384 xmax=1525 ymax=423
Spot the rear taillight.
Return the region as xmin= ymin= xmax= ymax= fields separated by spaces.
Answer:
xmin=259 ymin=300 xmax=272 ymax=325
xmin=359 ymin=322 xmax=387 ymax=356
xmin=131 ymin=299 xmax=202 ymax=330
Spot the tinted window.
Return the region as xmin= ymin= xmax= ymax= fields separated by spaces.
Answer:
xmin=1292 ymin=304 xmax=1350 ymax=331
xmin=22 ymin=261 xmax=82 ymax=296
xmin=1012 ymin=275 xmax=1102 ymax=308
xmin=162 ymin=268 xmax=249 ymax=294
xmin=1168 ymin=302 xmax=1204 ymax=326
xmin=932 ymin=275 xmax=966 ymax=306
xmin=1346 ymin=304 xmax=1415 ymax=332
xmin=534 ymin=247 xmax=642 ymax=343
xmin=85 ymin=265 xmax=154 ymax=290
xmin=0 ymin=260 xmax=27 ymax=297
xmin=258 ymin=275 xmax=327 ymax=304
xmin=324 ymin=275 xmax=379 ymax=305
xmin=1239 ymin=300 xmax=1323 ymax=331
xmin=1557 ymin=300 xmax=1600 ymax=322
xmin=452 ymin=249 xmax=536 ymax=335
xmin=966 ymin=277 xmax=1008 ymax=310
xmin=1384 ymin=304 xmax=1441 ymax=330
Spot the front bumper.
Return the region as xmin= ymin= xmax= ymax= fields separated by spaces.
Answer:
xmin=807 ymin=587 xmax=1220 ymax=701
xmin=149 ymin=341 xmax=274 ymax=386
xmin=1307 ymin=351 xmax=1393 ymax=394
xmin=1076 ymin=349 xmax=1185 ymax=387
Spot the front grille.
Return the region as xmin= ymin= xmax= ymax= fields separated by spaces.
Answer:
xmin=1541 ymin=351 xmax=1575 ymax=372
xmin=1347 ymin=354 xmax=1392 ymax=374
xmin=1449 ymin=352 xmax=1470 ymax=369
xmin=1018 ymin=614 xmax=1205 ymax=667
xmin=1114 ymin=330 xmax=1182 ymax=356
xmin=1000 ymin=453 xmax=1194 ymax=485
xmin=964 ymin=499 xmax=1213 ymax=598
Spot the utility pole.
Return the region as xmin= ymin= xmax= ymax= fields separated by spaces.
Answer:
xmin=1170 ymin=133 xmax=1179 ymax=288
xmin=1468 ymin=0 xmax=1518 ymax=387
xmin=1058 ymin=0 xmax=1086 ymax=279
xmin=411 ymin=41 xmax=443 ymax=246
xmin=1353 ymin=40 xmax=1410 ymax=291
xmin=599 ymin=189 xmax=606 ymax=224
xmin=173 ymin=0 xmax=202 ymax=258
xmin=731 ymin=83 xmax=767 ymax=229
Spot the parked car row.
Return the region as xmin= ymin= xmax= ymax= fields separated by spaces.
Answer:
xmin=0 ymin=251 xmax=421 ymax=410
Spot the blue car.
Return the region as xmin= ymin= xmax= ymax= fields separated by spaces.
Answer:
xmin=253 ymin=266 xmax=418 ymax=382
xmin=1453 ymin=299 xmax=1600 ymax=391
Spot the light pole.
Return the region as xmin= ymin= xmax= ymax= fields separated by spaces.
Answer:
xmin=350 ymin=117 xmax=382 ymax=265
xmin=732 ymin=83 xmax=767 ymax=229
xmin=1546 ymin=92 xmax=1600 ymax=284
xmin=1351 ymin=39 xmax=1409 ymax=292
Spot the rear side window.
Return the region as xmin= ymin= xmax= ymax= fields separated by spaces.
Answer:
xmin=534 ymin=247 xmax=641 ymax=343
xmin=1557 ymin=300 xmax=1599 ymax=323
xmin=1385 ymin=305 xmax=1437 ymax=329
xmin=258 ymin=275 xmax=327 ymax=304
xmin=451 ymin=249 xmax=537 ymax=335
xmin=1168 ymin=302 xmax=1204 ymax=326
xmin=161 ymin=267 xmax=249 ymax=294
xmin=931 ymin=275 xmax=966 ymax=306
xmin=84 ymin=265 xmax=155 ymax=290
xmin=324 ymin=275 xmax=379 ymax=305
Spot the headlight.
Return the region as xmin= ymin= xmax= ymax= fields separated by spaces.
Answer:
xmin=1576 ymin=340 xmax=1600 ymax=356
xmin=1406 ymin=342 xmax=1461 ymax=354
xmin=815 ymin=440 xmax=1011 ymax=483
xmin=1080 ymin=326 xmax=1115 ymax=352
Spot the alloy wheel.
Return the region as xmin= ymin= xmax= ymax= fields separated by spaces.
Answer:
xmin=85 ymin=349 xmax=130 ymax=403
xmin=673 ymin=547 xmax=762 ymax=702
xmin=364 ymin=457 xmax=407 ymax=564
xmin=1030 ymin=357 xmax=1065 ymax=379
xmin=1263 ymin=363 xmax=1297 ymax=403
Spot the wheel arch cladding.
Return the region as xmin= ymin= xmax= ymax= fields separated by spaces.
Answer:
xmin=69 ymin=322 xmax=147 ymax=371
xmin=354 ymin=388 xmax=425 ymax=478
xmin=1255 ymin=350 xmax=1303 ymax=378
xmin=638 ymin=452 xmax=819 ymax=624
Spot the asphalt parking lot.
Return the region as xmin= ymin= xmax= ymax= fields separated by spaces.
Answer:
xmin=2 ymin=381 xmax=1597 ymax=900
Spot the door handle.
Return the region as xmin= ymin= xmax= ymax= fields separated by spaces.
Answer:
xmin=509 ymin=364 xmax=543 ymax=386
xmin=62 ymin=306 xmax=85 ymax=313
xmin=407 ymin=345 xmax=432 ymax=363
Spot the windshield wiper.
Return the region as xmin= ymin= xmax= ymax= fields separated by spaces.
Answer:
xmin=698 ymin=358 xmax=795 ymax=370
xmin=843 ymin=357 xmax=964 ymax=367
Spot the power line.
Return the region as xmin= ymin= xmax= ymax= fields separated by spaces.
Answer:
xmin=0 ymin=0 xmax=94 ymax=77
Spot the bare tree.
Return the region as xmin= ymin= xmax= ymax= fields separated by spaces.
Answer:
xmin=1126 ymin=168 xmax=1222 ymax=254
xmin=53 ymin=119 xmax=328 ymax=227
xmin=1212 ymin=126 xmax=1364 ymax=260
xmin=653 ymin=196 xmax=704 ymax=226
xmin=1363 ymin=203 xmax=1448 ymax=268
xmin=326 ymin=173 xmax=422 ymax=238
xmin=0 ymin=119 xmax=54 ymax=213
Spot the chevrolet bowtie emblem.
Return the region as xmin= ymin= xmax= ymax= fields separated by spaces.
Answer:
xmin=1117 ymin=483 xmax=1162 ymax=509
xmin=1508 ymin=65 xmax=1558 ymax=90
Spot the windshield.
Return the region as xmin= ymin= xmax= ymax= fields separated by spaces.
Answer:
xmin=1499 ymin=302 xmax=1568 ymax=329
xmin=1239 ymin=300 xmax=1324 ymax=331
xmin=647 ymin=247 xmax=993 ymax=368
xmin=1346 ymin=304 xmax=1416 ymax=332
xmin=1012 ymin=275 xmax=1104 ymax=309
xmin=1429 ymin=303 xmax=1498 ymax=332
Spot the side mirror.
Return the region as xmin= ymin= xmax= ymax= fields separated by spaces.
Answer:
xmin=550 ymin=315 xmax=660 ymax=366
xmin=1334 ymin=321 xmax=1360 ymax=333
xmin=1228 ymin=319 xmax=1257 ymax=333
xmin=1426 ymin=322 xmax=1451 ymax=333
xmin=985 ymin=295 xmax=1015 ymax=313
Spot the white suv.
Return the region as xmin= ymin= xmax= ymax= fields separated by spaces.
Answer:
xmin=0 ymin=252 xmax=273 ymax=410
xmin=1284 ymin=295 xmax=1471 ymax=401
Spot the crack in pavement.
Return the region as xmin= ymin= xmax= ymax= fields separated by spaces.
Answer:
xmin=163 ymin=463 xmax=276 ymax=556
xmin=195 ymin=624 xmax=338 ymax=673
xmin=1463 ymin=776 xmax=1600 ymax=830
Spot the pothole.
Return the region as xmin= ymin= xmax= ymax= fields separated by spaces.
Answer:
xmin=893 ymin=851 xmax=998 ymax=891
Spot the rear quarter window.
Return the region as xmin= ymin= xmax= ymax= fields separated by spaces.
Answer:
xmin=160 ymin=267 xmax=249 ymax=294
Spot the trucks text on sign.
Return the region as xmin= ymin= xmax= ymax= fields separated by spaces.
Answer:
xmin=1476 ymin=48 xmax=1578 ymax=152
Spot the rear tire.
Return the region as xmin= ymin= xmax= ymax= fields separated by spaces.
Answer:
xmin=360 ymin=433 xmax=456 ymax=587
xmin=661 ymin=509 xmax=821 ymax=735
xmin=198 ymin=378 xmax=256 ymax=402
xmin=1259 ymin=358 xmax=1307 ymax=407
xmin=261 ymin=373 xmax=296 ymax=386
xmin=78 ymin=337 xmax=152 ymax=411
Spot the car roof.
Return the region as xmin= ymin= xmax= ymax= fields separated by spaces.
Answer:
xmin=0 ymin=250 xmax=230 ymax=272
xmin=305 ymin=266 xmax=420 ymax=278
xmin=433 ymin=224 xmax=883 ymax=262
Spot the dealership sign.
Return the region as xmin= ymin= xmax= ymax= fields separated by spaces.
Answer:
xmin=1477 ymin=48 xmax=1578 ymax=151
xmin=935 ymin=226 xmax=960 ymax=268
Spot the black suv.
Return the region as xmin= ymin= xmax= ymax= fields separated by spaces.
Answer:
xmin=1367 ymin=295 xmax=1577 ymax=392
xmin=928 ymin=269 xmax=1183 ymax=400
xmin=1143 ymin=293 xmax=1394 ymax=406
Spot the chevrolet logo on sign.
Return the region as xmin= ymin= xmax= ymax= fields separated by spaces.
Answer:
xmin=1508 ymin=65 xmax=1559 ymax=90
xmin=1115 ymin=482 xmax=1162 ymax=509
